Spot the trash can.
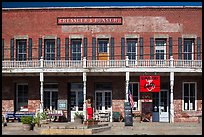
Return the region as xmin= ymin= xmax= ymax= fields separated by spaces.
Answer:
xmin=124 ymin=102 xmax=133 ymax=126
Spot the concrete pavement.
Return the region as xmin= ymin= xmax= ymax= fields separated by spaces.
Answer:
xmin=2 ymin=121 xmax=202 ymax=135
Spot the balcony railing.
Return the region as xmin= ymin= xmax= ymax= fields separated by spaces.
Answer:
xmin=2 ymin=57 xmax=202 ymax=70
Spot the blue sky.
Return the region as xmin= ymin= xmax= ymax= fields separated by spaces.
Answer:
xmin=2 ymin=2 xmax=202 ymax=8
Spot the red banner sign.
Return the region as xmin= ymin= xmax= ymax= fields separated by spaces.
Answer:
xmin=140 ymin=76 xmax=160 ymax=92
xmin=57 ymin=17 xmax=122 ymax=25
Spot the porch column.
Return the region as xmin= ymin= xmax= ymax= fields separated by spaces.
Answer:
xmin=83 ymin=72 xmax=87 ymax=121
xmin=126 ymin=72 xmax=130 ymax=102
xmin=40 ymin=56 xmax=44 ymax=113
xmin=170 ymin=56 xmax=174 ymax=123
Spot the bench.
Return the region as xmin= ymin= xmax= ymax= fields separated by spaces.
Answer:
xmin=5 ymin=112 xmax=35 ymax=122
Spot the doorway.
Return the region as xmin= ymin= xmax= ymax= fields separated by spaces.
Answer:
xmin=152 ymin=90 xmax=169 ymax=122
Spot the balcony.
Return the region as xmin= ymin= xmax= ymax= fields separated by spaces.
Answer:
xmin=2 ymin=57 xmax=202 ymax=73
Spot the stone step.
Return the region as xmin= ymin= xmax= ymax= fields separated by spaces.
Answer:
xmin=91 ymin=125 xmax=111 ymax=134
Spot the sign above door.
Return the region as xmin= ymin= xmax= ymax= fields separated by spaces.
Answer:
xmin=140 ymin=75 xmax=160 ymax=92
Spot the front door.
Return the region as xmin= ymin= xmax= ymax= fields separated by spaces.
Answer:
xmin=159 ymin=90 xmax=169 ymax=122
xmin=43 ymin=89 xmax=58 ymax=110
xmin=70 ymin=83 xmax=84 ymax=122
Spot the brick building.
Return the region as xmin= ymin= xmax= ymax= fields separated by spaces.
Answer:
xmin=2 ymin=6 xmax=202 ymax=123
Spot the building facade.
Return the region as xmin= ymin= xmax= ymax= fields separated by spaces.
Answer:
xmin=2 ymin=6 xmax=202 ymax=123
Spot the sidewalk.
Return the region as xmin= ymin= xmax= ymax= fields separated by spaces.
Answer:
xmin=2 ymin=122 xmax=202 ymax=135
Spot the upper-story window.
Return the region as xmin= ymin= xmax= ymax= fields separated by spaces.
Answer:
xmin=126 ymin=39 xmax=137 ymax=60
xmin=16 ymin=39 xmax=27 ymax=61
xmin=184 ymin=38 xmax=194 ymax=60
xmin=155 ymin=38 xmax=166 ymax=60
xmin=44 ymin=39 xmax=55 ymax=60
xmin=71 ymin=39 xmax=82 ymax=60
xmin=98 ymin=39 xmax=109 ymax=60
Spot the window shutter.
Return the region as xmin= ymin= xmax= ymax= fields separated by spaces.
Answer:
xmin=178 ymin=37 xmax=182 ymax=60
xmin=197 ymin=37 xmax=201 ymax=60
xmin=110 ymin=37 xmax=114 ymax=60
xmin=92 ymin=37 xmax=96 ymax=60
xmin=139 ymin=37 xmax=143 ymax=59
xmin=28 ymin=38 xmax=32 ymax=60
xmin=38 ymin=38 xmax=42 ymax=60
xmin=10 ymin=38 xmax=14 ymax=61
xmin=57 ymin=38 xmax=60 ymax=60
xmin=2 ymin=39 xmax=4 ymax=61
xmin=121 ymin=37 xmax=125 ymax=59
xmin=84 ymin=37 xmax=87 ymax=58
xmin=169 ymin=37 xmax=172 ymax=58
xmin=65 ymin=38 xmax=69 ymax=60
xmin=150 ymin=37 xmax=154 ymax=59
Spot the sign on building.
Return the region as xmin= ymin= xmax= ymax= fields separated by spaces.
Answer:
xmin=140 ymin=76 xmax=160 ymax=92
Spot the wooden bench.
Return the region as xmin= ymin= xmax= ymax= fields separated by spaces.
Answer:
xmin=5 ymin=112 xmax=35 ymax=122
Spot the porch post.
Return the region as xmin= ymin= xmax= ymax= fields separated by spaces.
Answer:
xmin=170 ymin=56 xmax=174 ymax=123
xmin=83 ymin=72 xmax=87 ymax=121
xmin=40 ymin=57 xmax=44 ymax=113
xmin=126 ymin=72 xmax=130 ymax=102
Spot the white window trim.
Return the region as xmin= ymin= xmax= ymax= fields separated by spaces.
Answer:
xmin=129 ymin=82 xmax=140 ymax=111
xmin=126 ymin=39 xmax=138 ymax=61
xmin=183 ymin=39 xmax=194 ymax=60
xmin=16 ymin=83 xmax=28 ymax=111
xmin=70 ymin=83 xmax=83 ymax=111
xmin=182 ymin=82 xmax=197 ymax=111
xmin=97 ymin=38 xmax=110 ymax=60
xmin=95 ymin=90 xmax=112 ymax=112
xmin=155 ymin=39 xmax=167 ymax=60
xmin=71 ymin=39 xmax=82 ymax=61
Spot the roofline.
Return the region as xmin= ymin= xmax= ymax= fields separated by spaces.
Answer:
xmin=2 ymin=6 xmax=202 ymax=11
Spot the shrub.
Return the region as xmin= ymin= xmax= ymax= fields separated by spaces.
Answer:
xmin=21 ymin=116 xmax=33 ymax=124
xmin=74 ymin=112 xmax=84 ymax=119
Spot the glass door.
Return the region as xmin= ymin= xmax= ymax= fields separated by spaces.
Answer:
xmin=43 ymin=89 xmax=58 ymax=111
xmin=159 ymin=90 xmax=169 ymax=122
xmin=70 ymin=83 xmax=83 ymax=122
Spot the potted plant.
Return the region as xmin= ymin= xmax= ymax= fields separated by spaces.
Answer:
xmin=74 ymin=112 xmax=84 ymax=124
xmin=39 ymin=112 xmax=49 ymax=124
xmin=33 ymin=113 xmax=41 ymax=127
xmin=84 ymin=118 xmax=99 ymax=128
xmin=133 ymin=112 xmax=141 ymax=123
xmin=20 ymin=116 xmax=34 ymax=130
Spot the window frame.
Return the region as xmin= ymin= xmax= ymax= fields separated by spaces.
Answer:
xmin=16 ymin=83 xmax=28 ymax=111
xmin=183 ymin=38 xmax=194 ymax=61
xmin=70 ymin=83 xmax=84 ymax=111
xmin=44 ymin=39 xmax=55 ymax=60
xmin=97 ymin=39 xmax=109 ymax=54
xmin=155 ymin=38 xmax=167 ymax=60
xmin=71 ymin=39 xmax=82 ymax=60
xmin=126 ymin=38 xmax=138 ymax=60
xmin=16 ymin=39 xmax=27 ymax=61
xmin=182 ymin=82 xmax=197 ymax=111
xmin=129 ymin=82 xmax=140 ymax=111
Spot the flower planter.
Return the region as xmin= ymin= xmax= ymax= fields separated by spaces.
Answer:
xmin=22 ymin=123 xmax=33 ymax=131
xmin=74 ymin=118 xmax=83 ymax=124
xmin=84 ymin=120 xmax=99 ymax=128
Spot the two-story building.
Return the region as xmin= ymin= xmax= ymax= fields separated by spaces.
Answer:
xmin=2 ymin=6 xmax=202 ymax=123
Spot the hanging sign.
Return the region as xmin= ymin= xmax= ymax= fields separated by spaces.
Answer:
xmin=57 ymin=17 xmax=122 ymax=25
xmin=140 ymin=75 xmax=160 ymax=92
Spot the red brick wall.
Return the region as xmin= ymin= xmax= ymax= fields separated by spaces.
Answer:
xmin=2 ymin=7 xmax=202 ymax=60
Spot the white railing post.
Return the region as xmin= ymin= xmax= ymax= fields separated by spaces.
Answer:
xmin=83 ymin=57 xmax=87 ymax=68
xmin=40 ymin=56 xmax=44 ymax=68
xmin=170 ymin=56 xmax=174 ymax=67
xmin=125 ymin=56 xmax=129 ymax=67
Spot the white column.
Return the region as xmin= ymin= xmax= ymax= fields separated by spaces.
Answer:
xmin=170 ymin=56 xmax=174 ymax=123
xmin=40 ymin=72 xmax=44 ymax=113
xmin=83 ymin=72 xmax=87 ymax=121
xmin=126 ymin=72 xmax=130 ymax=102
xmin=40 ymin=56 xmax=44 ymax=113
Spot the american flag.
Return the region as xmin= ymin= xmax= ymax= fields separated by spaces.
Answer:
xmin=128 ymin=85 xmax=134 ymax=109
